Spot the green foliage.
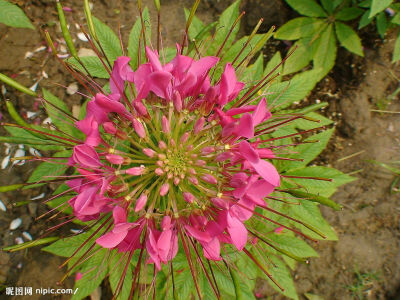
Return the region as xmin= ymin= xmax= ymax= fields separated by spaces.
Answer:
xmin=357 ymin=0 xmax=400 ymax=62
xmin=0 ymin=0 xmax=34 ymax=29
xmin=276 ymin=0 xmax=365 ymax=78
xmin=1 ymin=1 xmax=357 ymax=300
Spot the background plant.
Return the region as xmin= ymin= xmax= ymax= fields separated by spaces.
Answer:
xmin=0 ymin=1 xmax=355 ymax=299
xmin=0 ymin=0 xmax=34 ymax=29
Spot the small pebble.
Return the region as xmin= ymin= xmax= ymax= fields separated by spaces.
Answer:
xmin=67 ymin=82 xmax=78 ymax=95
xmin=15 ymin=237 xmax=24 ymax=245
xmin=24 ymin=51 xmax=34 ymax=59
xmin=77 ymin=32 xmax=88 ymax=42
xmin=22 ymin=231 xmax=33 ymax=241
xmin=42 ymin=117 xmax=52 ymax=125
xmin=0 ymin=200 xmax=6 ymax=212
xmin=29 ymin=147 xmax=41 ymax=157
xmin=17 ymin=263 xmax=23 ymax=269
xmin=9 ymin=218 xmax=22 ymax=230
xmin=26 ymin=111 xmax=38 ymax=119
xmin=31 ymin=193 xmax=45 ymax=200
xmin=34 ymin=46 xmax=47 ymax=53
xmin=1 ymin=156 xmax=10 ymax=169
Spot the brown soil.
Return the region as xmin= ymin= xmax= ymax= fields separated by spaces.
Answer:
xmin=0 ymin=1 xmax=399 ymax=300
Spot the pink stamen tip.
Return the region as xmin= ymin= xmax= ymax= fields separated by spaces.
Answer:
xmin=103 ymin=122 xmax=117 ymax=134
xmin=155 ymin=168 xmax=164 ymax=175
xmin=173 ymin=91 xmax=182 ymax=112
xmin=173 ymin=178 xmax=180 ymax=185
xmin=170 ymin=139 xmax=176 ymax=147
xmin=160 ymin=183 xmax=170 ymax=196
xmin=180 ymin=132 xmax=189 ymax=143
xmin=188 ymin=168 xmax=196 ymax=175
xmin=183 ymin=192 xmax=195 ymax=203
xmin=195 ymin=160 xmax=206 ymax=166
xmin=186 ymin=145 xmax=193 ymax=151
xmin=189 ymin=177 xmax=199 ymax=185
xmin=162 ymin=115 xmax=170 ymax=133
xmin=134 ymin=193 xmax=148 ymax=212
xmin=133 ymin=119 xmax=146 ymax=138
xmin=126 ymin=166 xmax=145 ymax=175
xmin=143 ymin=148 xmax=155 ymax=158
xmin=156 ymin=160 xmax=164 ymax=167
xmin=194 ymin=117 xmax=205 ymax=134
xmin=159 ymin=141 xmax=167 ymax=149
xmin=105 ymin=154 xmax=124 ymax=165
xmin=201 ymin=146 xmax=215 ymax=155
xmin=201 ymin=174 xmax=218 ymax=185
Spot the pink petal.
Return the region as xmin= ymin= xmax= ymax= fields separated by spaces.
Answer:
xmin=72 ymin=144 xmax=102 ymax=168
xmin=234 ymin=113 xmax=254 ymax=138
xmin=134 ymin=194 xmax=148 ymax=212
xmin=149 ymin=71 xmax=172 ymax=99
xmin=239 ymin=140 xmax=259 ymax=164
xmin=251 ymin=159 xmax=280 ymax=187
xmin=252 ymin=98 xmax=269 ymax=125
xmin=113 ymin=206 xmax=127 ymax=224
xmin=145 ymin=47 xmax=163 ymax=71
xmin=202 ymin=237 xmax=221 ymax=261
xmin=189 ymin=56 xmax=219 ymax=77
xmin=96 ymin=230 xmax=128 ymax=248
xmin=106 ymin=154 xmax=124 ymax=164
xmin=227 ymin=213 xmax=247 ymax=251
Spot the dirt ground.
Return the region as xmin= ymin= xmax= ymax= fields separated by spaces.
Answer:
xmin=0 ymin=0 xmax=399 ymax=299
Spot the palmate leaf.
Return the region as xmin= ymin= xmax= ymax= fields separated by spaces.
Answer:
xmin=285 ymin=0 xmax=327 ymax=18
xmin=275 ymin=17 xmax=325 ymax=40
xmin=282 ymin=38 xmax=313 ymax=75
xmin=0 ymin=0 xmax=34 ymax=29
xmin=128 ymin=7 xmax=151 ymax=70
xmin=335 ymin=7 xmax=364 ymax=21
xmin=71 ymin=249 xmax=109 ymax=300
xmin=283 ymin=166 xmax=355 ymax=197
xmin=264 ymin=51 xmax=283 ymax=82
xmin=26 ymin=150 xmax=70 ymax=188
xmin=42 ymin=89 xmax=82 ymax=137
xmin=369 ymin=0 xmax=393 ymax=18
xmin=265 ymin=69 xmax=320 ymax=110
xmin=66 ymin=56 xmax=109 ymax=78
xmin=93 ymin=16 xmax=122 ymax=63
xmin=266 ymin=234 xmax=319 ymax=258
xmin=109 ymin=252 xmax=133 ymax=300
xmin=206 ymin=0 xmax=240 ymax=55
xmin=313 ymin=23 xmax=337 ymax=79
xmin=335 ymin=21 xmax=364 ymax=57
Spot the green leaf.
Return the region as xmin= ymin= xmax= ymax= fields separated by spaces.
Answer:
xmin=265 ymin=255 xmax=299 ymax=300
xmin=359 ymin=10 xmax=374 ymax=29
xmin=376 ymin=12 xmax=388 ymax=38
xmin=393 ymin=32 xmax=400 ymax=62
xmin=207 ymin=0 xmax=240 ymax=55
xmin=280 ymin=128 xmax=334 ymax=171
xmin=26 ymin=150 xmax=70 ymax=188
xmin=0 ymin=0 xmax=34 ymax=29
xmin=0 ymin=183 xmax=24 ymax=192
xmin=369 ymin=0 xmax=393 ymax=18
xmin=266 ymin=69 xmax=320 ymax=109
xmin=72 ymin=249 xmax=108 ymax=300
xmin=184 ymin=8 xmax=206 ymax=39
xmin=320 ymin=0 xmax=334 ymax=14
xmin=241 ymin=54 xmax=264 ymax=82
xmin=128 ymin=7 xmax=151 ymax=70
xmin=93 ymin=16 xmax=122 ymax=63
xmin=283 ymin=38 xmax=313 ymax=75
xmin=285 ymin=0 xmax=327 ymax=17
xmin=392 ymin=13 xmax=400 ymax=25
xmin=66 ymin=56 xmax=109 ymax=78
xmin=3 ymin=237 xmax=59 ymax=252
xmin=109 ymin=252 xmax=133 ymax=300
xmin=287 ymin=189 xmax=342 ymax=210
xmin=267 ymin=234 xmax=319 ymax=258
xmin=42 ymin=89 xmax=81 ymax=137
xmin=335 ymin=7 xmax=364 ymax=21
xmin=264 ymin=52 xmax=283 ymax=82
xmin=313 ymin=24 xmax=337 ymax=79
xmin=275 ymin=17 xmax=325 ymax=40
xmin=222 ymin=34 xmax=265 ymax=65
xmin=4 ymin=126 xmax=64 ymax=151
xmin=288 ymin=198 xmax=338 ymax=240
xmin=335 ymin=21 xmax=364 ymax=56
